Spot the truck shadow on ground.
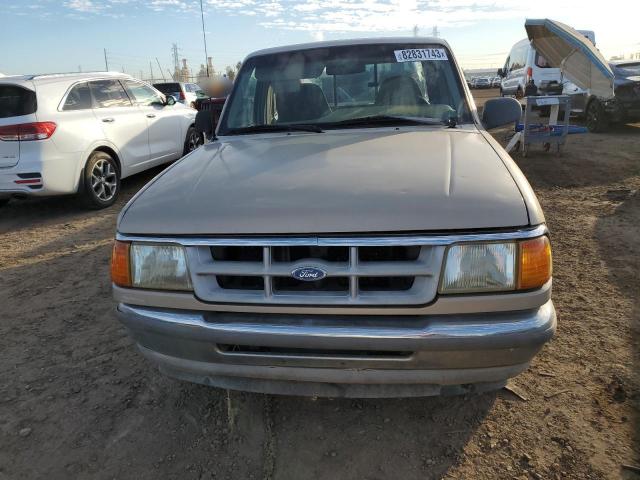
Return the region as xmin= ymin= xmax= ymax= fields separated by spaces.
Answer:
xmin=238 ymin=389 xmax=498 ymax=480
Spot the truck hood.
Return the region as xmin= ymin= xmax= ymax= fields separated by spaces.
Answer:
xmin=118 ymin=128 xmax=529 ymax=235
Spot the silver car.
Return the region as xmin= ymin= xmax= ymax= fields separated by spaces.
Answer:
xmin=112 ymin=38 xmax=555 ymax=398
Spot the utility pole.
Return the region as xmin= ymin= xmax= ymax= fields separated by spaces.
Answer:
xmin=156 ymin=57 xmax=166 ymax=81
xmin=199 ymin=0 xmax=210 ymax=77
xmin=432 ymin=25 xmax=439 ymax=38
xmin=103 ymin=48 xmax=109 ymax=71
xmin=150 ymin=62 xmax=154 ymax=82
xmin=172 ymin=43 xmax=180 ymax=71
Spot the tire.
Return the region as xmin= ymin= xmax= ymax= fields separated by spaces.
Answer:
xmin=183 ymin=126 xmax=203 ymax=156
xmin=586 ymin=99 xmax=609 ymax=133
xmin=80 ymin=151 xmax=120 ymax=209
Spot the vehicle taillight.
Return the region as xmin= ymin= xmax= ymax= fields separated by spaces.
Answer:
xmin=179 ymin=91 xmax=186 ymax=100
xmin=0 ymin=122 xmax=57 ymax=141
xmin=526 ymin=67 xmax=533 ymax=82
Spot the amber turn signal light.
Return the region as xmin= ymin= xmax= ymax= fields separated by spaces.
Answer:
xmin=518 ymin=236 xmax=552 ymax=290
xmin=111 ymin=240 xmax=131 ymax=287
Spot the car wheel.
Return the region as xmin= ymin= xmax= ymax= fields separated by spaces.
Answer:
xmin=81 ymin=151 xmax=120 ymax=209
xmin=183 ymin=126 xmax=203 ymax=155
xmin=586 ymin=99 xmax=609 ymax=133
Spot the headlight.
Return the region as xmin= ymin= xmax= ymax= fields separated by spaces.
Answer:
xmin=111 ymin=241 xmax=192 ymax=291
xmin=440 ymin=242 xmax=516 ymax=293
xmin=131 ymin=244 xmax=192 ymax=290
xmin=439 ymin=236 xmax=551 ymax=294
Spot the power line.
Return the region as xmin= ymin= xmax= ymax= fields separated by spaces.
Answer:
xmin=156 ymin=57 xmax=166 ymax=82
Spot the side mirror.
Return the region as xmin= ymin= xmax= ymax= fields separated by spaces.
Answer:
xmin=482 ymin=97 xmax=522 ymax=130
xmin=165 ymin=95 xmax=177 ymax=106
xmin=195 ymin=109 xmax=216 ymax=140
xmin=497 ymin=68 xmax=504 ymax=77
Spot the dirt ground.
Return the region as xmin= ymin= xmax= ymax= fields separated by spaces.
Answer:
xmin=1 ymin=88 xmax=638 ymax=480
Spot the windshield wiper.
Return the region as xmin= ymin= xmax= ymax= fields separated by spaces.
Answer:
xmin=224 ymin=124 xmax=324 ymax=135
xmin=320 ymin=115 xmax=449 ymax=129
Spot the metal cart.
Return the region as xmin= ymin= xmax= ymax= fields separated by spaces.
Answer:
xmin=506 ymin=95 xmax=571 ymax=157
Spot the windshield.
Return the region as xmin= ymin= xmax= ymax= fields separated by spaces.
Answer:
xmin=218 ymin=43 xmax=471 ymax=135
xmin=153 ymin=83 xmax=181 ymax=95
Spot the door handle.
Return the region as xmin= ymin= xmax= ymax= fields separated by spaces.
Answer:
xmin=102 ymin=118 xmax=115 ymax=123
xmin=146 ymin=114 xmax=156 ymax=118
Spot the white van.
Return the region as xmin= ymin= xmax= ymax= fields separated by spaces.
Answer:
xmin=498 ymin=38 xmax=562 ymax=98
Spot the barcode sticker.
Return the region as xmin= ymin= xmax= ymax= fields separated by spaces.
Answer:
xmin=394 ymin=48 xmax=448 ymax=62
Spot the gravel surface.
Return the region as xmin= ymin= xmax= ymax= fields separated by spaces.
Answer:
xmin=1 ymin=89 xmax=638 ymax=479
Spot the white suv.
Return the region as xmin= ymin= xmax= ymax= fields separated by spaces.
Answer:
xmin=0 ymin=72 xmax=200 ymax=208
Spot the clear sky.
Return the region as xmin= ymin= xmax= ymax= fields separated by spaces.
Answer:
xmin=1 ymin=0 xmax=638 ymax=78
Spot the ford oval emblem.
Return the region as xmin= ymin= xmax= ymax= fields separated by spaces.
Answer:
xmin=291 ymin=266 xmax=327 ymax=282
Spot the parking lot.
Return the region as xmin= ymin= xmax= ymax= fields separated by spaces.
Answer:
xmin=1 ymin=88 xmax=638 ymax=479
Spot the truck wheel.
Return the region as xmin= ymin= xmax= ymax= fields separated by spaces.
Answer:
xmin=183 ymin=126 xmax=203 ymax=156
xmin=586 ymin=100 xmax=609 ymax=133
xmin=81 ymin=151 xmax=120 ymax=209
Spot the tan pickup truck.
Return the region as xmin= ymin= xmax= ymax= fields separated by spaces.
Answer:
xmin=111 ymin=38 xmax=555 ymax=398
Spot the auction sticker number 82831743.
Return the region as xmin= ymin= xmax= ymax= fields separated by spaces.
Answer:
xmin=394 ymin=48 xmax=449 ymax=62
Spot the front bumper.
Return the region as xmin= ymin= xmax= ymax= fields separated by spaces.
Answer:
xmin=116 ymin=300 xmax=556 ymax=397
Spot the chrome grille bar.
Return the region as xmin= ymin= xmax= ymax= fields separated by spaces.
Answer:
xmin=349 ymin=246 xmax=358 ymax=300
xmin=263 ymin=246 xmax=272 ymax=298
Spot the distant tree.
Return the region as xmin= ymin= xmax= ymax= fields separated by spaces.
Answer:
xmin=235 ymin=61 xmax=242 ymax=72
xmin=225 ymin=66 xmax=236 ymax=81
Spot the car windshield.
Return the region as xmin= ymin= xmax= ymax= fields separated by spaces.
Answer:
xmin=154 ymin=83 xmax=181 ymax=95
xmin=218 ymin=43 xmax=471 ymax=135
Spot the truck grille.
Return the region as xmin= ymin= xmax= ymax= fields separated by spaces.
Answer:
xmin=186 ymin=241 xmax=445 ymax=306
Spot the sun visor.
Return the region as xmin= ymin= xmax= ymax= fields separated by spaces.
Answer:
xmin=255 ymin=52 xmax=325 ymax=81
